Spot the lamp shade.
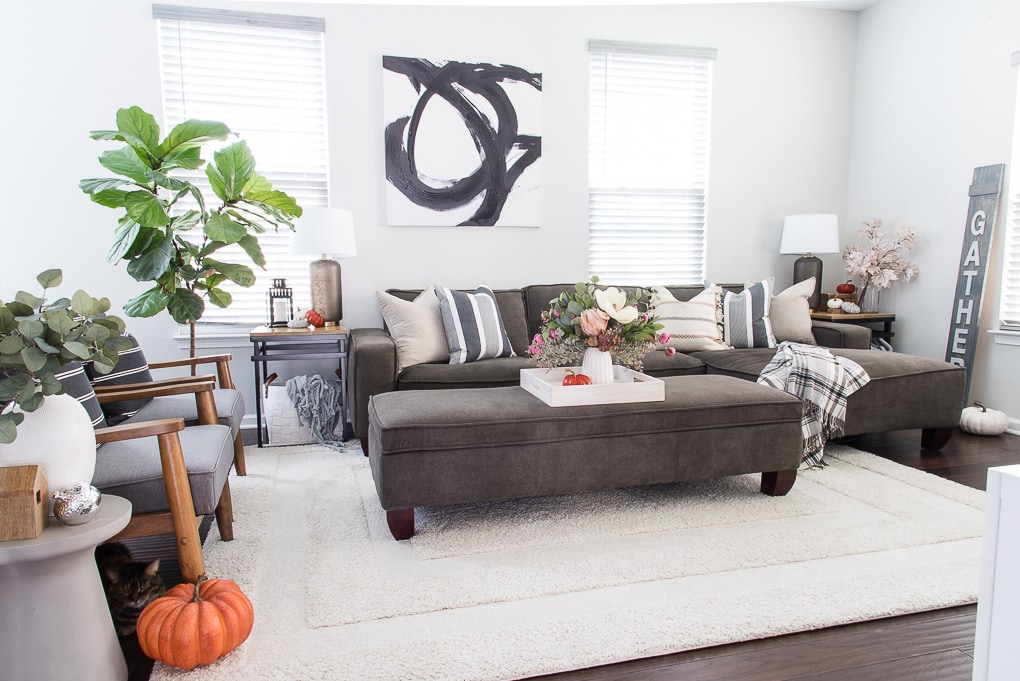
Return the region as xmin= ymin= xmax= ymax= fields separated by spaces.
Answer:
xmin=779 ymin=214 xmax=840 ymax=255
xmin=290 ymin=207 xmax=357 ymax=258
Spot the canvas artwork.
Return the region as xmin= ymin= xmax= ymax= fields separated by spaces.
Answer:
xmin=383 ymin=55 xmax=543 ymax=227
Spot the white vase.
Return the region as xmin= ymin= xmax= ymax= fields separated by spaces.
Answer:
xmin=0 ymin=393 xmax=97 ymax=514
xmin=581 ymin=347 xmax=615 ymax=385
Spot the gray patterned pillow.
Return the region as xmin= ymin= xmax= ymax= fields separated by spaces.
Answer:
xmin=723 ymin=279 xmax=776 ymax=348
xmin=435 ymin=285 xmax=517 ymax=364
xmin=85 ymin=334 xmax=153 ymax=424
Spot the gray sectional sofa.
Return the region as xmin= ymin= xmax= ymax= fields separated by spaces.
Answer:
xmin=348 ymin=284 xmax=967 ymax=454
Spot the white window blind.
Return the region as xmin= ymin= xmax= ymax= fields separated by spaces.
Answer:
xmin=588 ymin=40 xmax=715 ymax=286
xmin=153 ymin=4 xmax=329 ymax=326
xmin=999 ymin=51 xmax=1020 ymax=330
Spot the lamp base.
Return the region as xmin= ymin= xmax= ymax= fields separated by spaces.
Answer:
xmin=309 ymin=258 xmax=343 ymax=323
xmin=792 ymin=255 xmax=823 ymax=311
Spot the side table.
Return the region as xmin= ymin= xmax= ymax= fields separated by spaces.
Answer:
xmin=810 ymin=310 xmax=896 ymax=346
xmin=250 ymin=324 xmax=349 ymax=447
xmin=0 ymin=495 xmax=132 ymax=681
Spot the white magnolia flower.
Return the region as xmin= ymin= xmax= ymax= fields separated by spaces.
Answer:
xmin=595 ymin=287 xmax=639 ymax=324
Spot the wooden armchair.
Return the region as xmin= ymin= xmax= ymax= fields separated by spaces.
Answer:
xmin=90 ymin=348 xmax=247 ymax=476
xmin=60 ymin=364 xmax=235 ymax=584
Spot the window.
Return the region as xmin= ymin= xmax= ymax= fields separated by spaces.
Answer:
xmin=588 ymin=40 xmax=715 ymax=286
xmin=153 ymin=4 xmax=329 ymax=325
xmin=998 ymin=50 xmax=1020 ymax=331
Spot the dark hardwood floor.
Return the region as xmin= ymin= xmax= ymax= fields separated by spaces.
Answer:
xmin=122 ymin=427 xmax=1019 ymax=680
xmin=532 ymin=427 xmax=1020 ymax=681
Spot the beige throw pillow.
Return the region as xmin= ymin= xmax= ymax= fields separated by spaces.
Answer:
xmin=650 ymin=285 xmax=730 ymax=351
xmin=376 ymin=287 xmax=449 ymax=371
xmin=770 ymin=277 xmax=816 ymax=344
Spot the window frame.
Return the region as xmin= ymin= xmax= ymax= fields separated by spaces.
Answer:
xmin=153 ymin=4 xmax=330 ymax=328
xmin=587 ymin=39 xmax=716 ymax=286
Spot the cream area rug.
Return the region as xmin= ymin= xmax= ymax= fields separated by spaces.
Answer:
xmin=150 ymin=443 xmax=985 ymax=681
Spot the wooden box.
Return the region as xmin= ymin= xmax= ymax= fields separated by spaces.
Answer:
xmin=520 ymin=366 xmax=665 ymax=407
xmin=0 ymin=465 xmax=48 ymax=541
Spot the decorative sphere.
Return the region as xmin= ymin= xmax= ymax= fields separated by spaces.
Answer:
xmin=52 ymin=484 xmax=102 ymax=525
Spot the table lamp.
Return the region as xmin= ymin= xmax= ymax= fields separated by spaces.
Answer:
xmin=290 ymin=207 xmax=357 ymax=325
xmin=779 ymin=213 xmax=839 ymax=311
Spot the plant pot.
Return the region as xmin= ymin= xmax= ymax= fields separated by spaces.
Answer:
xmin=0 ymin=393 xmax=97 ymax=514
xmin=581 ymin=347 xmax=615 ymax=385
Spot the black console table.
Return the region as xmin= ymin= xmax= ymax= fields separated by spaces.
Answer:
xmin=250 ymin=324 xmax=348 ymax=447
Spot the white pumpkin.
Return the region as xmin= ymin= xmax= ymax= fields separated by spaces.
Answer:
xmin=959 ymin=402 xmax=1010 ymax=436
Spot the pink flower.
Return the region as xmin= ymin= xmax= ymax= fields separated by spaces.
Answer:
xmin=579 ymin=308 xmax=610 ymax=337
xmin=658 ymin=333 xmax=671 ymax=344
xmin=664 ymin=347 xmax=677 ymax=357
xmin=532 ymin=334 xmax=544 ymax=347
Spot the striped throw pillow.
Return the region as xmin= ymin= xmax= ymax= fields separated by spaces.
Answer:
xmin=723 ymin=279 xmax=776 ymax=349
xmin=435 ymin=285 xmax=517 ymax=364
xmin=85 ymin=333 xmax=153 ymax=424
xmin=650 ymin=286 xmax=729 ymax=351
xmin=55 ymin=362 xmax=107 ymax=433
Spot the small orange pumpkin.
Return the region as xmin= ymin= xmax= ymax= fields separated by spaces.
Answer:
xmin=137 ymin=575 xmax=254 ymax=670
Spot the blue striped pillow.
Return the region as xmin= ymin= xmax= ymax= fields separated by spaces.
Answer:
xmin=723 ymin=279 xmax=776 ymax=349
xmin=435 ymin=285 xmax=517 ymax=364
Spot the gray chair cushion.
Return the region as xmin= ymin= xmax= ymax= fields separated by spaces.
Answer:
xmin=127 ymin=388 xmax=244 ymax=436
xmin=92 ymin=423 xmax=233 ymax=516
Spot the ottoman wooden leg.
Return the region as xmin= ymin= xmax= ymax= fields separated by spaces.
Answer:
xmin=386 ymin=508 xmax=415 ymax=540
xmin=761 ymin=469 xmax=797 ymax=496
xmin=921 ymin=427 xmax=953 ymax=451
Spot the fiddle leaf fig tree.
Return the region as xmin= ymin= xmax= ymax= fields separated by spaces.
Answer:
xmin=0 ymin=269 xmax=129 ymax=444
xmin=80 ymin=106 xmax=302 ymax=355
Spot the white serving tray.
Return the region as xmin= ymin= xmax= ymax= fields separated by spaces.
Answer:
xmin=520 ymin=366 xmax=665 ymax=407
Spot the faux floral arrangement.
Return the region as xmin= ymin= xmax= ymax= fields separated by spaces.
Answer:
xmin=842 ymin=218 xmax=919 ymax=290
xmin=528 ymin=277 xmax=671 ymax=371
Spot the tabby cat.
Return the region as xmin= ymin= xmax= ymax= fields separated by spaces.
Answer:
xmin=95 ymin=542 xmax=166 ymax=636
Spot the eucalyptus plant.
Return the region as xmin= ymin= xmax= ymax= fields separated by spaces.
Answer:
xmin=80 ymin=106 xmax=302 ymax=354
xmin=0 ymin=269 xmax=129 ymax=444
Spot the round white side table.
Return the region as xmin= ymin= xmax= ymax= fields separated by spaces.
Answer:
xmin=0 ymin=495 xmax=132 ymax=681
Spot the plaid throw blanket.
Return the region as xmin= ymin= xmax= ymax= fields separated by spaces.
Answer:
xmin=757 ymin=342 xmax=870 ymax=467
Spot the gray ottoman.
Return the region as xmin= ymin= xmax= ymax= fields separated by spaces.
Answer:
xmin=367 ymin=375 xmax=804 ymax=539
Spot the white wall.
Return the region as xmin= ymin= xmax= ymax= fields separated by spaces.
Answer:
xmin=1 ymin=0 xmax=857 ymax=417
xmin=849 ymin=0 xmax=1020 ymax=425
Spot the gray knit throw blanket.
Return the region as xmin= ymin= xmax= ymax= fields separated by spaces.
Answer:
xmin=285 ymin=374 xmax=345 ymax=451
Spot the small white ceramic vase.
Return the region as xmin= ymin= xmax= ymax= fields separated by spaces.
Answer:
xmin=0 ymin=393 xmax=97 ymax=514
xmin=581 ymin=347 xmax=615 ymax=385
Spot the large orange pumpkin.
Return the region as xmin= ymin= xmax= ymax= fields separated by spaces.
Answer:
xmin=137 ymin=575 xmax=254 ymax=670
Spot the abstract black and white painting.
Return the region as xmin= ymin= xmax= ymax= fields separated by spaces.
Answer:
xmin=383 ymin=56 xmax=543 ymax=227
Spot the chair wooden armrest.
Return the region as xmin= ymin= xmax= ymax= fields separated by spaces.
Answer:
xmin=94 ymin=417 xmax=185 ymax=443
xmin=92 ymin=375 xmax=214 ymax=395
xmin=95 ymin=377 xmax=218 ymax=426
xmin=95 ymin=417 xmax=205 ymax=582
xmin=148 ymin=354 xmax=236 ymax=389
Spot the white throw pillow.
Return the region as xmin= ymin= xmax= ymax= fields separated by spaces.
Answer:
xmin=770 ymin=278 xmax=817 ymax=344
xmin=376 ymin=287 xmax=449 ymax=371
xmin=650 ymin=285 xmax=729 ymax=351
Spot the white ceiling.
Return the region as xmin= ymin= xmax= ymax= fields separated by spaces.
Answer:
xmin=248 ymin=0 xmax=880 ymax=10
